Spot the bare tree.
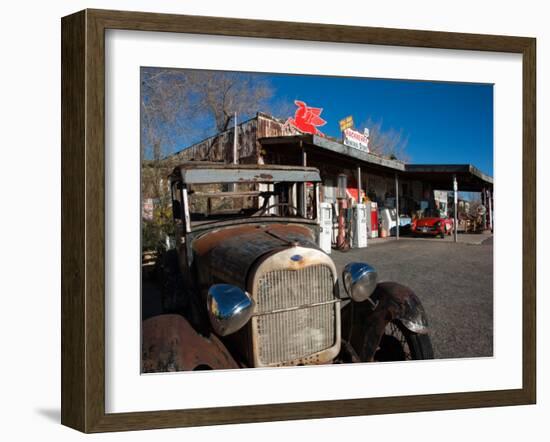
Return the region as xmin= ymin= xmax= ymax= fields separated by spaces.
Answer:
xmin=141 ymin=69 xmax=196 ymax=160
xmin=186 ymin=70 xmax=273 ymax=132
xmin=362 ymin=117 xmax=410 ymax=162
xmin=141 ymin=68 xmax=275 ymax=161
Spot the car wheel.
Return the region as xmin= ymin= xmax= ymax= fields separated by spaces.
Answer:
xmin=374 ymin=320 xmax=434 ymax=361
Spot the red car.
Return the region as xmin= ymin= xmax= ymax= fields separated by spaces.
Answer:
xmin=412 ymin=215 xmax=454 ymax=238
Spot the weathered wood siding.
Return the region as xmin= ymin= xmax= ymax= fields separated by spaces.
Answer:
xmin=169 ymin=117 xmax=261 ymax=164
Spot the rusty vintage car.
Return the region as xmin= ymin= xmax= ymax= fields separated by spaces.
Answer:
xmin=142 ymin=163 xmax=433 ymax=372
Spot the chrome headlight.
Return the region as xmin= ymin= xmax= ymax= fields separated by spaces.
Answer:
xmin=342 ymin=262 xmax=378 ymax=302
xmin=207 ymin=284 xmax=255 ymax=336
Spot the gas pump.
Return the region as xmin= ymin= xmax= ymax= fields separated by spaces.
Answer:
xmin=353 ymin=203 xmax=368 ymax=248
xmin=336 ymin=174 xmax=349 ymax=250
xmin=366 ymin=201 xmax=379 ymax=238
xmin=319 ymin=202 xmax=333 ymax=254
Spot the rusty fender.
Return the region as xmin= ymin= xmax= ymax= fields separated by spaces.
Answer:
xmin=344 ymin=282 xmax=429 ymax=362
xmin=142 ymin=314 xmax=240 ymax=372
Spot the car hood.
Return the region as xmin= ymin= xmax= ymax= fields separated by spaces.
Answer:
xmin=415 ymin=217 xmax=442 ymax=227
xmin=192 ymin=223 xmax=319 ymax=288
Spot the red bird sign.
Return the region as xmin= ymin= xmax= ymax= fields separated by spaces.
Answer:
xmin=286 ymin=100 xmax=327 ymax=136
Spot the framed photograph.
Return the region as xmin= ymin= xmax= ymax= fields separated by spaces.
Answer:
xmin=61 ymin=9 xmax=536 ymax=433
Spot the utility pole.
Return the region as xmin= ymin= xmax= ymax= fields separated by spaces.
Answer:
xmin=233 ymin=111 xmax=238 ymax=165
xmin=301 ymin=142 xmax=307 ymax=218
xmin=453 ymin=174 xmax=458 ymax=243
xmin=487 ymin=189 xmax=493 ymax=232
xmin=229 ymin=112 xmax=238 ymax=193
xmin=395 ymin=173 xmax=399 ymax=240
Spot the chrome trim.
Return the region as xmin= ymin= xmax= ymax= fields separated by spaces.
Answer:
xmin=253 ymin=299 xmax=340 ymax=317
xmin=207 ymin=284 xmax=255 ymax=336
xmin=342 ymin=262 xmax=378 ymax=302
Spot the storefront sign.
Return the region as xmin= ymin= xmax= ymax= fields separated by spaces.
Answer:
xmin=343 ymin=128 xmax=370 ymax=153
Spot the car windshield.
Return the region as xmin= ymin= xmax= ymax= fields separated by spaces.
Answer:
xmin=187 ymin=181 xmax=317 ymax=226
xmin=424 ymin=208 xmax=448 ymax=219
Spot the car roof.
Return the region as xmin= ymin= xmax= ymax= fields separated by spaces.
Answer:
xmin=171 ymin=162 xmax=322 ymax=184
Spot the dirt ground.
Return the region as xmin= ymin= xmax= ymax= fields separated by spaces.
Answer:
xmin=331 ymin=235 xmax=494 ymax=359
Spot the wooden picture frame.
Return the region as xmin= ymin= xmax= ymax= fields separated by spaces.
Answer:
xmin=61 ymin=8 xmax=536 ymax=433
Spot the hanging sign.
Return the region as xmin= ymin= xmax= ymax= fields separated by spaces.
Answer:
xmin=343 ymin=127 xmax=370 ymax=153
xmin=339 ymin=115 xmax=354 ymax=132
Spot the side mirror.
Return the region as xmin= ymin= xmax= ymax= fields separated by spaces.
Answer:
xmin=207 ymin=284 xmax=255 ymax=336
xmin=342 ymin=262 xmax=378 ymax=302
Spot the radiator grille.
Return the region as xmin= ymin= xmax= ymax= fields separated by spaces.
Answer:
xmin=256 ymin=265 xmax=334 ymax=313
xmin=254 ymin=264 xmax=336 ymax=365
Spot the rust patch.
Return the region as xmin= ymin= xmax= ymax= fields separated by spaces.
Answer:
xmin=192 ymin=223 xmax=314 ymax=257
xmin=257 ymin=173 xmax=273 ymax=180
xmin=142 ymin=314 xmax=239 ymax=372
xmin=192 ymin=223 xmax=318 ymax=288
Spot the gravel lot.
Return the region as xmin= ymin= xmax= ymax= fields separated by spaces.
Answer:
xmin=331 ymin=235 xmax=494 ymax=359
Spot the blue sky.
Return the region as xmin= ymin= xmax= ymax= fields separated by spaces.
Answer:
xmin=142 ymin=69 xmax=493 ymax=176
xmin=269 ymin=74 xmax=493 ymax=176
